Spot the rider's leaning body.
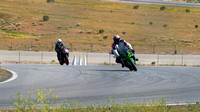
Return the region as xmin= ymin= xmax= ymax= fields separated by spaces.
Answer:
xmin=111 ymin=35 xmax=135 ymax=66
xmin=55 ymin=39 xmax=68 ymax=60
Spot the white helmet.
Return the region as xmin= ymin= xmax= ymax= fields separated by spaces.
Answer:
xmin=113 ymin=35 xmax=120 ymax=43
xmin=57 ymin=39 xmax=62 ymax=43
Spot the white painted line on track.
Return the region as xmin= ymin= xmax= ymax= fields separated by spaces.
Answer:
xmin=167 ymin=102 xmax=196 ymax=106
xmin=0 ymin=69 xmax=18 ymax=84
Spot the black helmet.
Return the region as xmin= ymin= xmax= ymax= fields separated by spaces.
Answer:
xmin=113 ymin=35 xmax=120 ymax=44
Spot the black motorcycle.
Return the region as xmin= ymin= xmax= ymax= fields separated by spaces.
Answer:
xmin=58 ymin=46 xmax=69 ymax=65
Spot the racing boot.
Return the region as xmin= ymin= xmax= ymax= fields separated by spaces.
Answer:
xmin=121 ymin=63 xmax=125 ymax=68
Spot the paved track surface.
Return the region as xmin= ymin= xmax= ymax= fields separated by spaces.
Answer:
xmin=116 ymin=0 xmax=200 ymax=7
xmin=1 ymin=65 xmax=200 ymax=108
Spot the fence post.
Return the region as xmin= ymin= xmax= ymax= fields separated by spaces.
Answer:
xmin=86 ymin=52 xmax=88 ymax=65
xmin=181 ymin=55 xmax=183 ymax=66
xmin=109 ymin=53 xmax=111 ymax=64
xmin=157 ymin=54 xmax=159 ymax=66
xmin=41 ymin=52 xmax=43 ymax=64
xmin=19 ymin=51 xmax=21 ymax=64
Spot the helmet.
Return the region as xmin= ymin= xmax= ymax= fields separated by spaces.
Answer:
xmin=113 ymin=35 xmax=120 ymax=43
xmin=57 ymin=39 xmax=62 ymax=43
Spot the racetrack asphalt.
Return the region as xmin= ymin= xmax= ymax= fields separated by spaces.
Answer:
xmin=115 ymin=0 xmax=200 ymax=7
xmin=0 ymin=65 xmax=200 ymax=108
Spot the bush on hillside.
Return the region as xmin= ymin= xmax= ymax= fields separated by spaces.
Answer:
xmin=160 ymin=6 xmax=166 ymax=11
xmin=98 ymin=29 xmax=104 ymax=34
xmin=47 ymin=0 xmax=55 ymax=3
xmin=103 ymin=36 xmax=108 ymax=39
xmin=133 ymin=5 xmax=139 ymax=9
xmin=163 ymin=24 xmax=167 ymax=28
xmin=185 ymin=9 xmax=190 ymax=12
xmin=43 ymin=16 xmax=49 ymax=21
xmin=122 ymin=31 xmax=126 ymax=34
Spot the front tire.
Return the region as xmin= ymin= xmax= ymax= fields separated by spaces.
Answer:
xmin=65 ymin=58 xmax=69 ymax=65
xmin=126 ymin=60 xmax=137 ymax=71
xmin=59 ymin=61 xmax=64 ymax=65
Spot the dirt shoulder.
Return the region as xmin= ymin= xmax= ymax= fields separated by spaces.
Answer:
xmin=0 ymin=68 xmax=12 ymax=82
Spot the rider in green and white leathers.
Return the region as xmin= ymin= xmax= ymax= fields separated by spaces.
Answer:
xmin=111 ymin=35 xmax=135 ymax=65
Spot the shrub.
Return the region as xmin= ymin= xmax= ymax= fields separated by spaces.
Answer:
xmin=195 ymin=25 xmax=198 ymax=28
xmin=160 ymin=6 xmax=166 ymax=11
xmin=131 ymin=22 xmax=135 ymax=24
xmin=149 ymin=22 xmax=153 ymax=25
xmin=185 ymin=9 xmax=190 ymax=12
xmin=122 ymin=31 xmax=126 ymax=34
xmin=47 ymin=0 xmax=55 ymax=3
xmin=43 ymin=16 xmax=49 ymax=21
xmin=98 ymin=29 xmax=104 ymax=34
xmin=151 ymin=61 xmax=156 ymax=65
xmin=79 ymin=30 xmax=84 ymax=33
xmin=133 ymin=5 xmax=139 ymax=9
xmin=76 ymin=23 xmax=81 ymax=27
xmin=15 ymin=23 xmax=21 ymax=27
xmin=163 ymin=24 xmax=167 ymax=28
xmin=39 ymin=22 xmax=43 ymax=25
xmin=32 ymin=22 xmax=36 ymax=26
xmin=57 ymin=26 xmax=62 ymax=29
xmin=103 ymin=36 xmax=108 ymax=39
xmin=87 ymin=31 xmax=92 ymax=34
xmin=50 ymin=60 xmax=55 ymax=64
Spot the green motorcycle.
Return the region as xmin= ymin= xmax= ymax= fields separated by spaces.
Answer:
xmin=119 ymin=49 xmax=137 ymax=71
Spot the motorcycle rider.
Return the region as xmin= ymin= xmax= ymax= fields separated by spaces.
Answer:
xmin=111 ymin=35 xmax=135 ymax=67
xmin=55 ymin=39 xmax=69 ymax=62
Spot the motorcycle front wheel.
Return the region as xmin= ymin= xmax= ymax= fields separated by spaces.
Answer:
xmin=125 ymin=59 xmax=137 ymax=71
xmin=65 ymin=57 xmax=69 ymax=65
xmin=59 ymin=61 xmax=64 ymax=65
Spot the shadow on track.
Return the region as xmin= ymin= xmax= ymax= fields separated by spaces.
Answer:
xmin=91 ymin=69 xmax=130 ymax=72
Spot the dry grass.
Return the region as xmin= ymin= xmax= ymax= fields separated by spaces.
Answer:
xmin=0 ymin=0 xmax=200 ymax=54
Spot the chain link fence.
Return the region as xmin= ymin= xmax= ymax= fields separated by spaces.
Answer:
xmin=0 ymin=41 xmax=200 ymax=54
xmin=0 ymin=50 xmax=200 ymax=66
